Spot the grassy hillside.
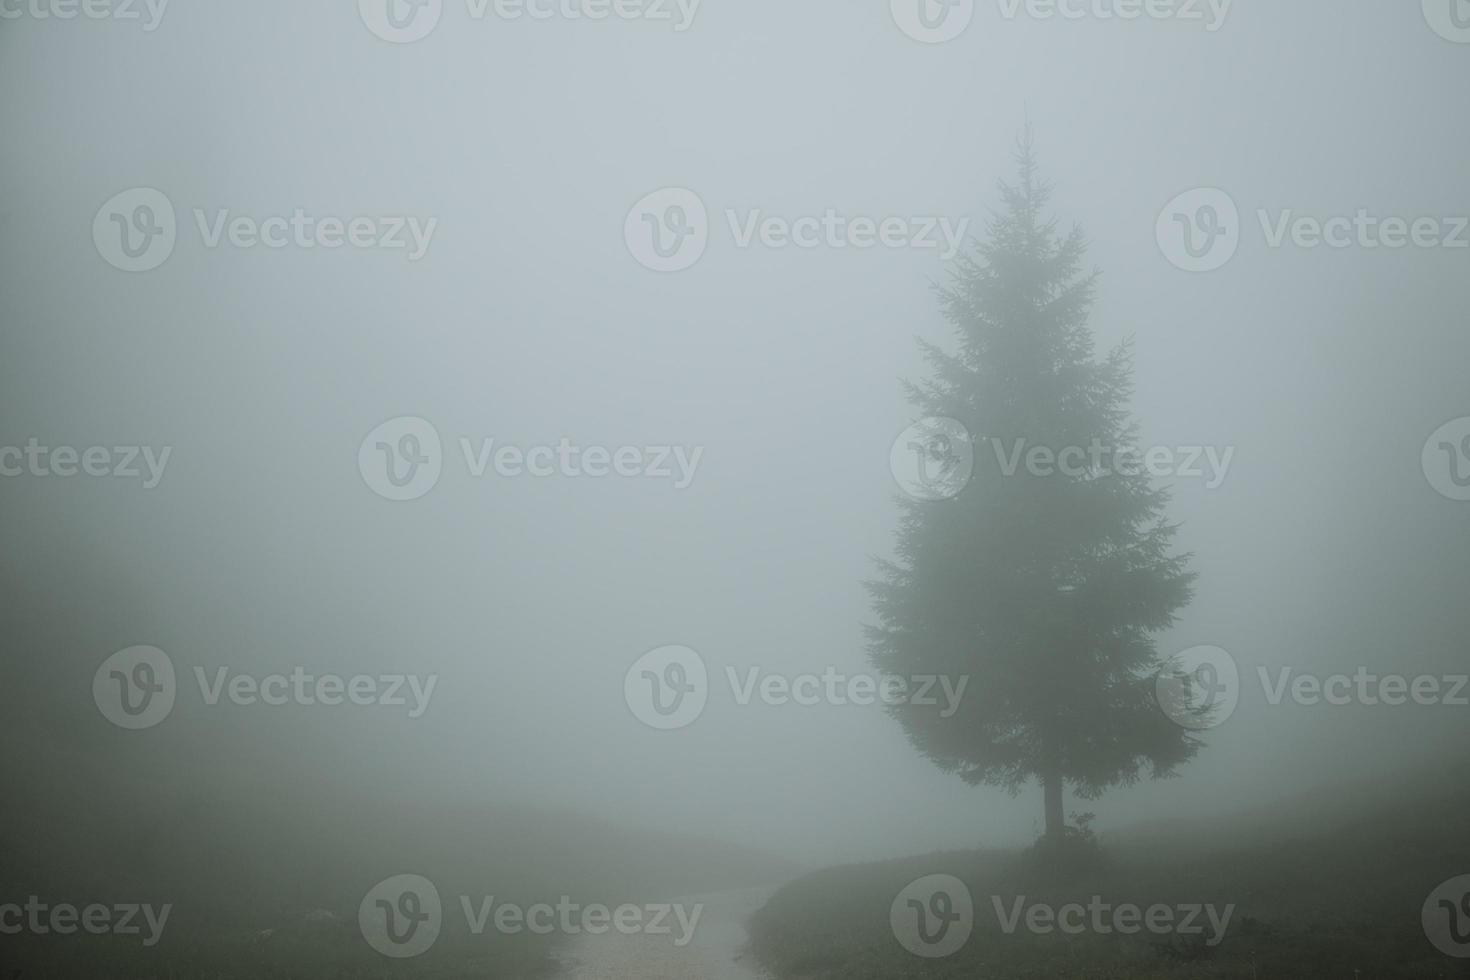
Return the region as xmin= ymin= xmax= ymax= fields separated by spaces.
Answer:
xmin=748 ymin=764 xmax=1470 ymax=979
xmin=0 ymin=748 xmax=798 ymax=978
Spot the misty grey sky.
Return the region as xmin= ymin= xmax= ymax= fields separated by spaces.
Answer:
xmin=2 ymin=0 xmax=1467 ymax=866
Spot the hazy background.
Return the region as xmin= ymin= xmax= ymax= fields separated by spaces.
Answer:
xmin=2 ymin=0 xmax=1467 ymax=875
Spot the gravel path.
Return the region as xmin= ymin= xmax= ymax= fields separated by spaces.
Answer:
xmin=558 ymin=886 xmax=775 ymax=980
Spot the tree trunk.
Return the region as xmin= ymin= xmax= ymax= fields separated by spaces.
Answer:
xmin=1042 ymin=770 xmax=1065 ymax=839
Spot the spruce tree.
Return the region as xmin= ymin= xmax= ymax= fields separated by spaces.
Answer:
xmin=868 ymin=133 xmax=1200 ymax=843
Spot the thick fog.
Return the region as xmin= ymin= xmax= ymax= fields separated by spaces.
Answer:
xmin=2 ymin=2 xmax=1468 ymax=977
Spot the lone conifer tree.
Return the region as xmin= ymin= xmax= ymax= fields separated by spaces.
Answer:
xmin=868 ymin=133 xmax=1200 ymax=843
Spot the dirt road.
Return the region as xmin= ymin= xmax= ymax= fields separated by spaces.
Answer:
xmin=557 ymin=886 xmax=775 ymax=980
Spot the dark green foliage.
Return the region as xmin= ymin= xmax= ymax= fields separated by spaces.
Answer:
xmin=868 ymin=134 xmax=1200 ymax=835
